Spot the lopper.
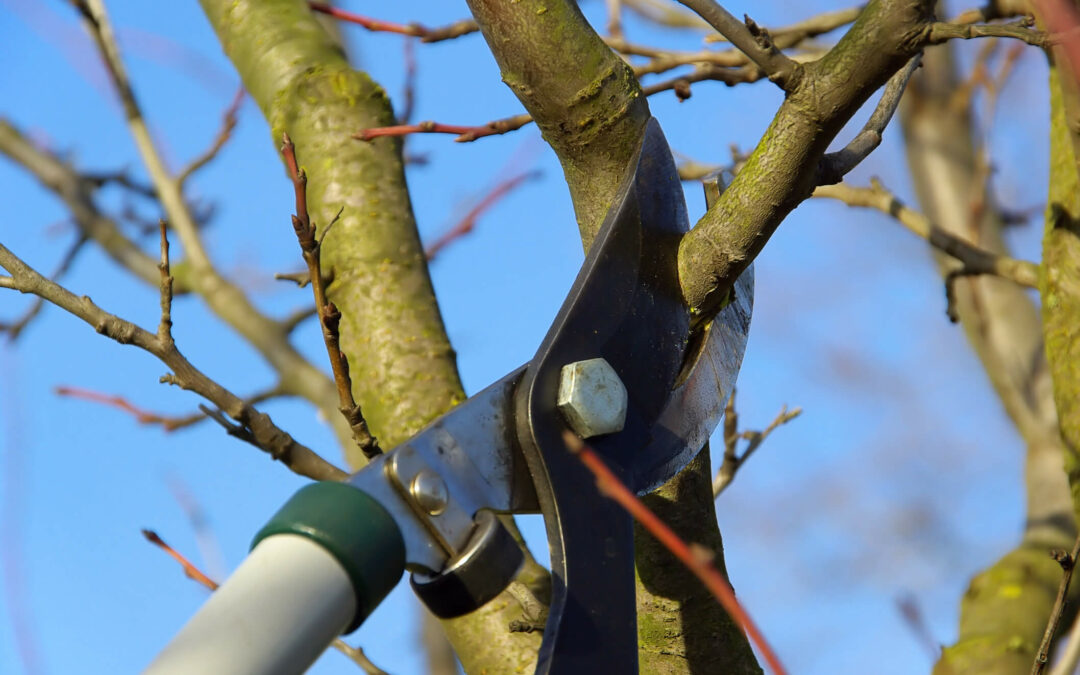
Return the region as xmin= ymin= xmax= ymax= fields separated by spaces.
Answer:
xmin=145 ymin=117 xmax=754 ymax=674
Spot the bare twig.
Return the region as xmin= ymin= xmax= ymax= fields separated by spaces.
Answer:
xmin=56 ymin=386 xmax=203 ymax=430
xmin=55 ymin=384 xmax=284 ymax=432
xmin=674 ymin=0 xmax=802 ymax=90
xmin=281 ymin=135 xmax=380 ymax=459
xmin=426 ymin=170 xmax=541 ymax=260
xmin=606 ymin=0 xmax=624 ymax=39
xmin=926 ymin=17 xmax=1047 ymax=47
xmin=156 ymin=220 xmax=174 ymax=342
xmin=896 ymin=594 xmax=942 ymax=661
xmin=1033 ymin=534 xmax=1080 ymax=674
xmin=356 ymin=115 xmax=533 ymax=143
xmin=1 ymin=233 xmax=88 ymax=340
xmin=308 ymin=2 xmax=478 ymax=43
xmin=282 ymin=306 xmax=318 ymax=334
xmin=813 ymin=181 xmax=1040 ymax=291
xmin=274 ymin=270 xmax=312 ymax=288
xmin=0 ymin=243 xmax=346 ymax=481
xmin=177 ymin=86 xmax=246 ymax=186
xmin=1050 ymin=611 xmax=1080 ymax=675
xmin=706 ymin=5 xmax=863 ymax=43
xmin=141 ymin=529 xmax=387 ymax=674
xmin=818 ymin=55 xmax=922 ymax=184
xmin=563 ymin=430 xmax=786 ymax=675
xmin=0 ymin=118 xmax=176 ymax=291
xmin=71 ymin=0 xmax=344 ymax=446
xmin=713 ymin=389 xmax=802 ymax=497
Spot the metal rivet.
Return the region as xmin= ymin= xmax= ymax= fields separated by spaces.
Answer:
xmin=410 ymin=470 xmax=449 ymax=516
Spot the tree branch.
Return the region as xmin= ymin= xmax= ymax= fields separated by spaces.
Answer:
xmin=1033 ymin=535 xmax=1080 ymax=674
xmin=0 ymin=118 xmax=180 ymax=292
xmin=0 ymin=242 xmax=346 ymax=482
xmin=713 ymin=389 xmax=801 ymax=497
xmin=814 ymin=180 xmax=1040 ymax=290
xmin=673 ymin=0 xmax=802 ymax=91
xmin=73 ymin=0 xmax=351 ymax=452
xmin=817 ymin=54 xmax=921 ymax=184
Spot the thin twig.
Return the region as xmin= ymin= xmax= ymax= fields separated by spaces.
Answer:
xmin=281 ymin=135 xmax=380 ymax=459
xmin=673 ymin=0 xmax=802 ymax=90
xmin=177 ymin=86 xmax=246 ymax=186
xmin=713 ymin=389 xmax=802 ymax=497
xmin=0 ymin=118 xmax=176 ymax=291
xmin=356 ymin=115 xmax=533 ymax=143
xmin=895 ymin=594 xmax=942 ymax=661
xmin=817 ymin=55 xmax=922 ymax=185
xmin=55 ymin=384 xmax=284 ymax=432
xmin=1049 ymin=609 xmax=1080 ymax=675
xmin=1033 ymin=533 xmax=1080 ymax=674
xmin=308 ymin=2 xmax=478 ymax=43
xmin=156 ymin=220 xmax=174 ymax=342
xmin=563 ymin=430 xmax=788 ymax=675
xmin=141 ymin=529 xmax=388 ymax=674
xmin=0 ymin=243 xmax=346 ymax=481
xmin=813 ymin=181 xmax=1040 ymax=291
xmin=1 ymin=233 xmax=87 ymax=340
xmin=425 ymin=170 xmax=541 ymax=261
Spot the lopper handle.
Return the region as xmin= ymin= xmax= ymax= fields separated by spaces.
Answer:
xmin=144 ymin=482 xmax=405 ymax=675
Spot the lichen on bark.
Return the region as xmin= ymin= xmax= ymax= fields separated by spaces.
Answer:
xmin=197 ymin=1 xmax=544 ymax=670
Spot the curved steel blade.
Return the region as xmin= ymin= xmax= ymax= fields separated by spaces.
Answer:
xmin=631 ymin=265 xmax=753 ymax=494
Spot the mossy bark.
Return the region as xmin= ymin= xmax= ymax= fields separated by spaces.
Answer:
xmin=900 ymin=29 xmax=1076 ymax=674
xmin=197 ymin=1 xmax=544 ymax=670
xmin=636 ymin=450 xmax=761 ymax=674
xmin=463 ymin=0 xmax=759 ymax=669
xmin=677 ymin=0 xmax=935 ymax=321
xmin=1043 ymin=43 xmax=1080 ymax=530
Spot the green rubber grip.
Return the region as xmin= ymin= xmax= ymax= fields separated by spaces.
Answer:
xmin=252 ymin=481 xmax=406 ymax=633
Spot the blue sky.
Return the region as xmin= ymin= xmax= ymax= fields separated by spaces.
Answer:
xmin=0 ymin=1 xmax=1053 ymax=673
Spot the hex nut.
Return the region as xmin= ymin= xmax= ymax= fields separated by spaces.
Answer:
xmin=557 ymin=358 xmax=628 ymax=438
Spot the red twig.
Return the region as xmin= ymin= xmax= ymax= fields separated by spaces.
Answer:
xmin=141 ymin=529 xmax=219 ymax=591
xmin=54 ymin=385 xmax=199 ymax=431
xmin=307 ymin=2 xmax=477 ymax=42
xmin=425 ymin=170 xmax=541 ymax=260
xmin=562 ymin=430 xmax=788 ymax=675
xmin=354 ymin=114 xmax=533 ymax=143
xmin=178 ymin=86 xmax=245 ymax=185
xmin=308 ymin=2 xmax=420 ymax=36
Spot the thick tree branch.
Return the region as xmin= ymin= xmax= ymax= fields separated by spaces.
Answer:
xmin=678 ymin=0 xmax=937 ymax=324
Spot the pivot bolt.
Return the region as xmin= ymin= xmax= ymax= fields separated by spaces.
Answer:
xmin=557 ymin=358 xmax=628 ymax=439
xmin=410 ymin=470 xmax=449 ymax=516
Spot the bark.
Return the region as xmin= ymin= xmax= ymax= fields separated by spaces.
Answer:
xmin=677 ymin=0 xmax=935 ymax=321
xmin=197 ymin=1 xmax=544 ymax=670
xmin=1042 ymin=8 xmax=1080 ymax=535
xmin=897 ymin=23 xmax=1076 ymax=675
xmin=462 ymin=0 xmax=758 ymax=668
xmin=636 ymin=450 xmax=761 ymax=674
